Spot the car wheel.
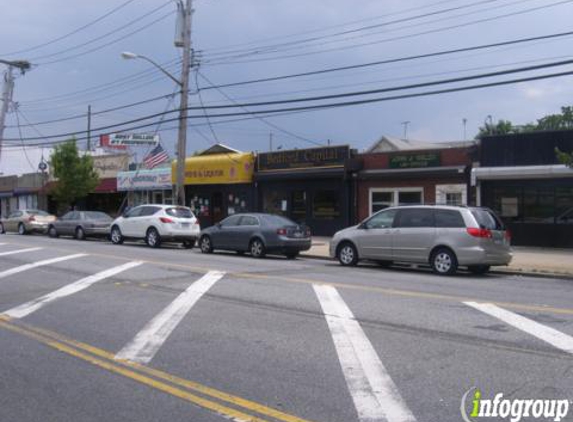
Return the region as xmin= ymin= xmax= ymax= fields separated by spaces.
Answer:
xmin=48 ymin=225 xmax=59 ymax=238
xmin=285 ymin=252 xmax=299 ymax=260
xmin=110 ymin=226 xmax=124 ymax=245
xmin=18 ymin=223 xmax=26 ymax=235
xmin=337 ymin=242 xmax=358 ymax=266
xmin=146 ymin=228 xmax=161 ymax=248
xmin=431 ymin=248 xmax=458 ymax=275
xmin=250 ymin=238 xmax=266 ymax=258
xmin=468 ymin=265 xmax=490 ymax=275
xmin=75 ymin=227 xmax=86 ymax=240
xmin=183 ymin=239 xmax=195 ymax=249
xmin=199 ymin=235 xmax=213 ymax=254
xmin=0 ymin=223 xmax=5 ymax=234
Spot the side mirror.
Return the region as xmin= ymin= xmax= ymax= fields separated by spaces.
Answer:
xmin=216 ymin=222 xmax=222 ymax=229
xmin=358 ymin=222 xmax=368 ymax=230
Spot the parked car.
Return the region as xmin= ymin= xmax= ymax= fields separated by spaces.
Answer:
xmin=0 ymin=209 xmax=56 ymax=235
xmin=48 ymin=211 xmax=112 ymax=240
xmin=199 ymin=213 xmax=311 ymax=259
xmin=109 ymin=204 xmax=200 ymax=248
xmin=330 ymin=205 xmax=512 ymax=275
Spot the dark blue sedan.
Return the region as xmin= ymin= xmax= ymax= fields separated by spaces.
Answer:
xmin=198 ymin=213 xmax=311 ymax=259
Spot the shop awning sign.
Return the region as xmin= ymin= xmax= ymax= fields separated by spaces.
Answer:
xmin=117 ymin=168 xmax=172 ymax=191
xmin=389 ymin=152 xmax=441 ymax=169
xmin=258 ymin=146 xmax=349 ymax=171
xmin=102 ymin=133 xmax=160 ymax=148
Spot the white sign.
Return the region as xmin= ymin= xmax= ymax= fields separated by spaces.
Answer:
xmin=108 ymin=133 xmax=159 ymax=147
xmin=117 ymin=168 xmax=172 ymax=191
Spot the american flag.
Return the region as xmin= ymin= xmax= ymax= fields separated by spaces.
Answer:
xmin=143 ymin=144 xmax=170 ymax=168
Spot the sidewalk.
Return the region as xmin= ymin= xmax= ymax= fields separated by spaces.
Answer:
xmin=301 ymin=237 xmax=573 ymax=278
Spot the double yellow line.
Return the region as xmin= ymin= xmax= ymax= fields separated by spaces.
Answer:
xmin=0 ymin=316 xmax=315 ymax=422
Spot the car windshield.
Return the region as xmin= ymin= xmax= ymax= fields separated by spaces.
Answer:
xmin=27 ymin=210 xmax=49 ymax=216
xmin=471 ymin=208 xmax=505 ymax=230
xmin=262 ymin=215 xmax=297 ymax=226
xmin=84 ymin=211 xmax=112 ymax=221
xmin=166 ymin=207 xmax=194 ymax=219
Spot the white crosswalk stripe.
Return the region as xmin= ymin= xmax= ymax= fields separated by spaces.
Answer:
xmin=0 ymin=253 xmax=87 ymax=280
xmin=314 ymin=284 xmax=417 ymax=422
xmin=116 ymin=270 xmax=225 ymax=364
xmin=0 ymin=247 xmax=42 ymax=257
xmin=465 ymin=301 xmax=573 ymax=354
xmin=2 ymin=261 xmax=143 ymax=319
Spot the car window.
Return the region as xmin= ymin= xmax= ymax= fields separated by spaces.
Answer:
xmin=434 ymin=210 xmax=465 ymax=228
xmin=126 ymin=207 xmax=143 ymax=218
xmin=471 ymin=208 xmax=504 ymax=230
xmin=27 ymin=210 xmax=49 ymax=216
xmin=60 ymin=211 xmax=74 ymax=220
xmin=84 ymin=211 xmax=112 ymax=221
xmin=395 ymin=208 xmax=435 ymax=228
xmin=262 ymin=215 xmax=296 ymax=226
xmin=165 ymin=207 xmax=194 ymax=219
xmin=365 ymin=209 xmax=397 ymax=229
xmin=9 ymin=211 xmax=22 ymax=218
xmin=220 ymin=215 xmax=242 ymax=227
xmin=239 ymin=216 xmax=259 ymax=226
xmin=140 ymin=206 xmax=161 ymax=217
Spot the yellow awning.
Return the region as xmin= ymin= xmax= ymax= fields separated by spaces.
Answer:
xmin=172 ymin=152 xmax=254 ymax=185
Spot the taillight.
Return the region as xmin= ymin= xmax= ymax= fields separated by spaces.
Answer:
xmin=467 ymin=227 xmax=492 ymax=238
xmin=277 ymin=228 xmax=287 ymax=236
xmin=159 ymin=217 xmax=174 ymax=224
xmin=504 ymin=230 xmax=511 ymax=242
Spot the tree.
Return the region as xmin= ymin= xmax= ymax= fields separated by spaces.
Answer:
xmin=556 ymin=148 xmax=573 ymax=167
xmin=536 ymin=106 xmax=573 ymax=131
xmin=475 ymin=119 xmax=516 ymax=139
xmin=50 ymin=140 xmax=99 ymax=211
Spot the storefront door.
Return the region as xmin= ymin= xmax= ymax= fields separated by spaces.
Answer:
xmin=212 ymin=192 xmax=224 ymax=224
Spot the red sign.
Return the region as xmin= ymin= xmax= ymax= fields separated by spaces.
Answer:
xmin=100 ymin=134 xmax=127 ymax=150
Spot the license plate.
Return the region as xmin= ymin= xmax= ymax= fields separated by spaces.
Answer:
xmin=293 ymin=231 xmax=303 ymax=238
xmin=181 ymin=223 xmax=191 ymax=228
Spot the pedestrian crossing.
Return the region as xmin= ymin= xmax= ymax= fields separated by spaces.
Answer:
xmin=0 ymin=244 xmax=571 ymax=422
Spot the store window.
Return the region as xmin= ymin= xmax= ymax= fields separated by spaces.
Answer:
xmin=292 ymin=190 xmax=306 ymax=222
xmin=555 ymin=187 xmax=573 ymax=224
xmin=436 ymin=184 xmax=466 ymax=206
xmin=523 ymin=187 xmax=554 ymax=223
xmin=263 ymin=190 xmax=288 ymax=216
xmin=313 ymin=190 xmax=340 ymax=219
xmin=369 ymin=188 xmax=423 ymax=215
xmin=227 ymin=192 xmax=249 ymax=215
xmin=189 ymin=194 xmax=211 ymax=218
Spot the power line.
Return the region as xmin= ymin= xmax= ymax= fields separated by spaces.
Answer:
xmin=0 ymin=0 xmax=137 ymax=56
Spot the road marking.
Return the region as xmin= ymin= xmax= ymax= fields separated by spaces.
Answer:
xmin=116 ymin=270 xmax=225 ymax=364
xmin=2 ymin=261 xmax=143 ymax=319
xmin=0 ymin=247 xmax=42 ymax=257
xmin=465 ymin=302 xmax=573 ymax=354
xmin=313 ymin=284 xmax=417 ymax=422
xmin=0 ymin=253 xmax=87 ymax=280
xmin=0 ymin=316 xmax=315 ymax=422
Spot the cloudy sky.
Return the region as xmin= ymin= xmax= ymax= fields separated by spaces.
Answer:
xmin=2 ymin=0 xmax=573 ymax=159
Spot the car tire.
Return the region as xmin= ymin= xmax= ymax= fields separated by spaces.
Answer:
xmin=18 ymin=223 xmax=26 ymax=235
xmin=249 ymin=238 xmax=266 ymax=258
xmin=285 ymin=252 xmax=299 ymax=260
xmin=48 ymin=225 xmax=59 ymax=238
xmin=110 ymin=226 xmax=124 ymax=245
xmin=431 ymin=247 xmax=458 ymax=275
xmin=0 ymin=223 xmax=5 ymax=234
xmin=337 ymin=242 xmax=358 ymax=266
xmin=199 ymin=235 xmax=213 ymax=254
xmin=183 ymin=239 xmax=195 ymax=249
xmin=75 ymin=227 xmax=86 ymax=241
xmin=468 ymin=265 xmax=491 ymax=275
xmin=146 ymin=227 xmax=161 ymax=248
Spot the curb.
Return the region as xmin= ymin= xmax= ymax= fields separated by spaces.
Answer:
xmin=300 ymin=253 xmax=573 ymax=280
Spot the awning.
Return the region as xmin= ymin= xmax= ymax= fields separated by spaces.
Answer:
xmin=358 ymin=165 xmax=466 ymax=180
xmin=0 ymin=192 xmax=13 ymax=198
xmin=93 ymin=178 xmax=118 ymax=193
xmin=255 ymin=166 xmax=345 ymax=181
xmin=173 ymin=152 xmax=254 ymax=185
xmin=471 ymin=165 xmax=573 ymax=185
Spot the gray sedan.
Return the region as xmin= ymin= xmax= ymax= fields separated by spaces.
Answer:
xmin=199 ymin=213 xmax=311 ymax=259
xmin=48 ymin=211 xmax=112 ymax=240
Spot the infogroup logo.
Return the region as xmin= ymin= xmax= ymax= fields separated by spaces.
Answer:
xmin=461 ymin=387 xmax=571 ymax=422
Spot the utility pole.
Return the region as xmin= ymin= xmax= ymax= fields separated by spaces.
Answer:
xmin=462 ymin=118 xmax=467 ymax=140
xmin=0 ymin=59 xmax=31 ymax=162
xmin=87 ymin=105 xmax=92 ymax=150
xmin=269 ymin=132 xmax=273 ymax=151
xmin=401 ymin=121 xmax=410 ymax=140
xmin=175 ymin=0 xmax=193 ymax=206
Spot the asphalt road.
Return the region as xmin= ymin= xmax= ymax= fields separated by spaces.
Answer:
xmin=0 ymin=233 xmax=572 ymax=422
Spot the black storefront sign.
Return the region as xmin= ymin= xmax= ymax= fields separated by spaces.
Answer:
xmin=258 ymin=146 xmax=349 ymax=171
xmin=389 ymin=152 xmax=441 ymax=169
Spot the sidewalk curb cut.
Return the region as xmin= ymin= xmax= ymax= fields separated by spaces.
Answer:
xmin=300 ymin=253 xmax=573 ymax=280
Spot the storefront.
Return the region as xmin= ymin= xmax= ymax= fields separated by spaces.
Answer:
xmin=473 ymin=131 xmax=573 ymax=247
xmin=357 ymin=145 xmax=475 ymax=221
xmin=0 ymin=173 xmax=49 ymax=217
xmin=175 ymin=146 xmax=255 ymax=228
xmin=255 ymin=145 xmax=354 ymax=236
xmin=117 ymin=167 xmax=173 ymax=208
xmin=84 ymin=154 xmax=130 ymax=216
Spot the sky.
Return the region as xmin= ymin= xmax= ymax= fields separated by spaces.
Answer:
xmin=2 ymin=0 xmax=573 ymax=161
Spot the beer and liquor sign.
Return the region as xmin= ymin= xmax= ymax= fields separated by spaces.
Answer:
xmin=258 ymin=146 xmax=349 ymax=171
xmin=389 ymin=152 xmax=441 ymax=169
xmin=100 ymin=133 xmax=159 ymax=148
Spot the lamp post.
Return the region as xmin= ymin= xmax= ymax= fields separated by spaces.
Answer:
xmin=120 ymin=0 xmax=192 ymax=206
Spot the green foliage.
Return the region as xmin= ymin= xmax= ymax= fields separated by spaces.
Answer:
xmin=50 ymin=140 xmax=99 ymax=210
xmin=556 ymin=148 xmax=573 ymax=167
xmin=475 ymin=119 xmax=516 ymax=139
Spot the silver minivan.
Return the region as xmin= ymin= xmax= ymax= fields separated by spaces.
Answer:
xmin=330 ymin=205 xmax=512 ymax=275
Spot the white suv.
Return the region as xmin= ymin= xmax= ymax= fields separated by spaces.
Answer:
xmin=110 ymin=205 xmax=200 ymax=248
